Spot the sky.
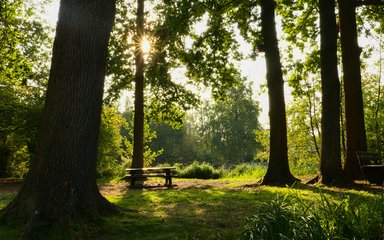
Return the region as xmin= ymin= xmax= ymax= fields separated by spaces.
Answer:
xmin=43 ymin=1 xmax=272 ymax=126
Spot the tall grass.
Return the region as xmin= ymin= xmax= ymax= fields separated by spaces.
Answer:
xmin=226 ymin=164 xmax=267 ymax=179
xmin=243 ymin=191 xmax=384 ymax=240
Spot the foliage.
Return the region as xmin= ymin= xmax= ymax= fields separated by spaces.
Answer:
xmin=0 ymin=0 xmax=52 ymax=177
xmin=254 ymin=129 xmax=269 ymax=163
xmin=178 ymin=161 xmax=224 ymax=179
xmin=286 ymin=97 xmax=320 ymax=168
xmin=149 ymin=79 xmax=263 ymax=167
xmin=227 ymin=163 xmax=267 ymax=179
xmin=149 ymin=121 xmax=201 ymax=165
xmin=243 ymin=196 xmax=325 ymax=240
xmin=243 ymin=191 xmax=384 ymax=240
xmin=200 ymin=79 xmax=263 ymax=164
xmin=97 ymin=107 xmax=124 ymax=177
xmin=362 ymin=69 xmax=384 ymax=155
xmin=106 ymin=0 xmax=200 ymax=126
xmin=120 ymin=109 xmax=163 ymax=168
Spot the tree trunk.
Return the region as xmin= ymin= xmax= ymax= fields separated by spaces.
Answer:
xmin=2 ymin=0 xmax=117 ymax=234
xmin=338 ymin=0 xmax=367 ymax=180
xmin=319 ymin=0 xmax=343 ymax=184
xmin=0 ymin=136 xmax=10 ymax=177
xmin=260 ymin=0 xmax=297 ymax=185
xmin=308 ymin=95 xmax=320 ymax=158
xmin=132 ymin=0 xmax=145 ymax=168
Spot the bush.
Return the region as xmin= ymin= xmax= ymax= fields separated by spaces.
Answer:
xmin=178 ymin=161 xmax=224 ymax=179
xmin=243 ymin=192 xmax=384 ymax=240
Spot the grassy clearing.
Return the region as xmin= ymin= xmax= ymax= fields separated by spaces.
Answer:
xmin=0 ymin=178 xmax=383 ymax=240
xmin=100 ymin=182 xmax=383 ymax=240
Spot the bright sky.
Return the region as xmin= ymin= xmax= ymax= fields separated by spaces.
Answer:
xmin=43 ymin=1 xmax=271 ymax=126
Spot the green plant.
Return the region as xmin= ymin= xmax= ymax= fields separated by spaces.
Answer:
xmin=178 ymin=161 xmax=224 ymax=179
xmin=243 ymin=192 xmax=384 ymax=240
xmin=243 ymin=195 xmax=325 ymax=240
xmin=227 ymin=163 xmax=267 ymax=178
xmin=314 ymin=192 xmax=384 ymax=240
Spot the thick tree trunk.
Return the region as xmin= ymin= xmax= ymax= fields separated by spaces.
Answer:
xmin=260 ymin=0 xmax=297 ymax=185
xmin=319 ymin=0 xmax=343 ymax=184
xmin=338 ymin=0 xmax=367 ymax=180
xmin=132 ymin=0 xmax=145 ymax=168
xmin=2 ymin=0 xmax=117 ymax=234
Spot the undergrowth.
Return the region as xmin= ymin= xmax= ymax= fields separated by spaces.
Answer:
xmin=177 ymin=161 xmax=224 ymax=179
xmin=243 ymin=190 xmax=384 ymax=240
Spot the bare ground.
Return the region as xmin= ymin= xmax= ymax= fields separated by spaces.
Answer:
xmin=1 ymin=178 xmax=382 ymax=197
xmin=0 ymin=178 xmax=261 ymax=197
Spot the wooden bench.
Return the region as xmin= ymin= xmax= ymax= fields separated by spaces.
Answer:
xmin=356 ymin=151 xmax=384 ymax=185
xmin=122 ymin=167 xmax=176 ymax=188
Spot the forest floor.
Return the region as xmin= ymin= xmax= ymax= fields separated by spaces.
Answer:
xmin=1 ymin=177 xmax=383 ymax=197
xmin=1 ymin=177 xmax=383 ymax=240
xmin=0 ymin=178 xmax=261 ymax=197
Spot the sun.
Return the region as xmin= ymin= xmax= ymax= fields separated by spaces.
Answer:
xmin=141 ymin=37 xmax=151 ymax=54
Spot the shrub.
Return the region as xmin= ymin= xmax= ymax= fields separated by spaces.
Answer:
xmin=178 ymin=161 xmax=224 ymax=179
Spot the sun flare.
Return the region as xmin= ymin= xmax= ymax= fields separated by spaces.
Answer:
xmin=141 ymin=37 xmax=151 ymax=54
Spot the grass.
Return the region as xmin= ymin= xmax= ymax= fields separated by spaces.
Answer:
xmin=0 ymin=177 xmax=383 ymax=239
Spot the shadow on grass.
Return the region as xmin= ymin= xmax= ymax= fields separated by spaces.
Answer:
xmin=95 ymin=180 xmax=383 ymax=240
xmin=1 ymin=179 xmax=382 ymax=240
xmin=96 ymin=184 xmax=276 ymax=240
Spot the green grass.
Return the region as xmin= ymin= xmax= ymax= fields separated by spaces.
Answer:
xmin=0 ymin=179 xmax=383 ymax=240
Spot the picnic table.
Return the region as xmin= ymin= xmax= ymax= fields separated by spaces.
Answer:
xmin=123 ymin=167 xmax=177 ymax=188
xmin=356 ymin=151 xmax=384 ymax=185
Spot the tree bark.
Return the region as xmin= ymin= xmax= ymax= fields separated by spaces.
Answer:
xmin=338 ymin=0 xmax=367 ymax=180
xmin=2 ymin=0 xmax=117 ymax=234
xmin=132 ymin=0 xmax=145 ymax=168
xmin=319 ymin=0 xmax=343 ymax=184
xmin=0 ymin=136 xmax=10 ymax=177
xmin=260 ymin=0 xmax=297 ymax=185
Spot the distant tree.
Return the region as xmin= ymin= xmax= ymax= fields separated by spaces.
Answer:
xmin=201 ymin=80 xmax=262 ymax=164
xmin=2 ymin=0 xmax=117 ymax=235
xmin=363 ymin=74 xmax=384 ymax=155
xmin=149 ymin=122 xmax=201 ymax=165
xmin=286 ymin=98 xmax=320 ymax=169
xmin=319 ymin=0 xmax=343 ymax=184
xmin=259 ymin=0 xmax=297 ymax=185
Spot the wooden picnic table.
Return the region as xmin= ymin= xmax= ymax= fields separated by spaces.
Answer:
xmin=356 ymin=151 xmax=384 ymax=185
xmin=123 ymin=167 xmax=177 ymax=188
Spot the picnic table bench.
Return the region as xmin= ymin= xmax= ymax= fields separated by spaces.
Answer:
xmin=356 ymin=151 xmax=384 ymax=185
xmin=122 ymin=167 xmax=176 ymax=188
